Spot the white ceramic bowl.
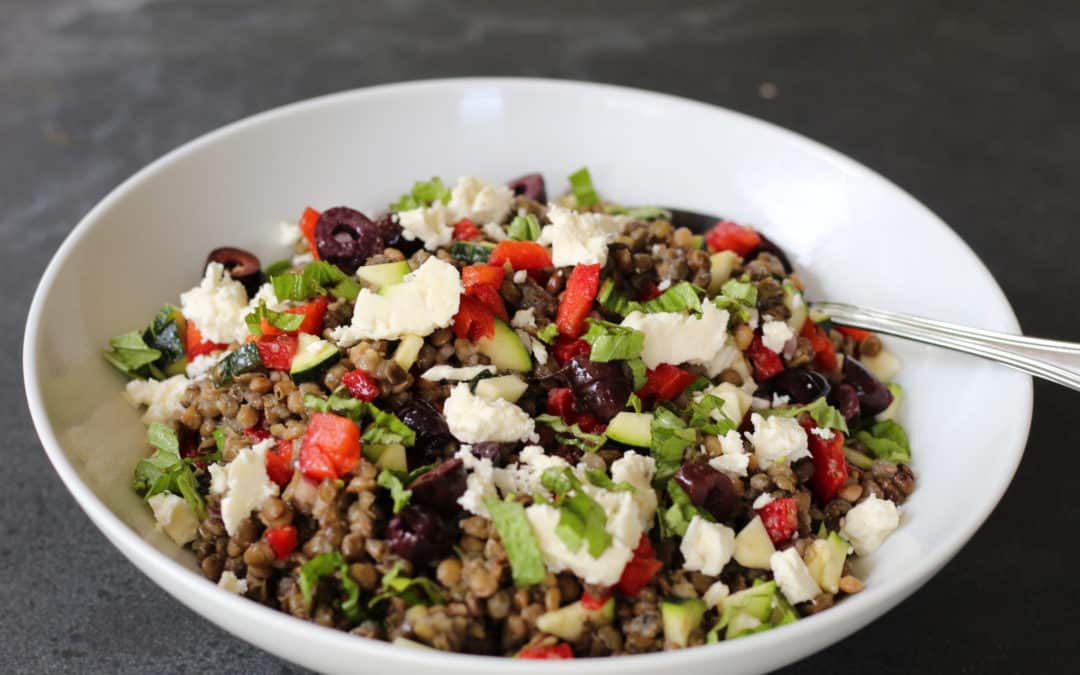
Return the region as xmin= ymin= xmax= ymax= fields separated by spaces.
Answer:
xmin=24 ymin=78 xmax=1031 ymax=674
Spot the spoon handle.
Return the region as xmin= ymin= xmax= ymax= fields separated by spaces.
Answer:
xmin=813 ymin=302 xmax=1080 ymax=392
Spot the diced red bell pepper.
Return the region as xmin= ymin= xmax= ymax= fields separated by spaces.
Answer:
xmin=836 ymin=326 xmax=873 ymax=342
xmin=518 ymin=643 xmax=574 ymax=659
xmin=636 ymin=364 xmax=697 ymax=403
xmin=573 ymin=412 xmax=605 ymax=434
xmin=468 ymin=283 xmax=508 ymax=321
xmin=298 ymin=207 xmax=321 ymax=260
xmin=800 ymin=319 xmax=838 ymax=372
xmin=758 ymin=497 xmax=799 ymax=545
xmin=341 ymin=369 xmax=380 ymax=402
xmin=461 ymin=264 xmax=505 ymax=293
xmin=260 ymin=295 xmax=329 ymax=337
xmin=185 ymin=321 xmax=228 ymax=357
xmin=452 ymin=295 xmax=496 ymax=342
xmin=552 ymin=335 xmax=591 ymax=365
xmin=746 ymin=334 xmax=785 ymax=380
xmin=555 ymin=264 xmax=601 ymax=338
xmin=704 ymin=220 xmax=762 ymax=256
xmin=616 ymin=533 xmax=663 ymax=597
xmin=298 ymin=413 xmax=361 ymax=481
xmin=488 ymin=241 xmax=552 ymax=270
xmin=452 ymin=218 xmax=482 ymax=241
xmin=800 ymin=419 xmax=849 ymax=503
xmin=265 ymin=525 xmax=298 ymax=560
xmin=546 ymin=387 xmax=576 ymax=420
xmin=580 ymin=591 xmax=611 ymax=611
xmin=255 ymin=333 xmax=298 ymax=371
xmin=265 ymin=438 xmax=295 ymax=488
xmin=637 ymin=280 xmax=663 ymax=302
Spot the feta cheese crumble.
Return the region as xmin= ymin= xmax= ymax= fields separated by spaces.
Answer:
xmin=208 ymin=439 xmax=279 ymax=536
xmin=420 ymin=364 xmax=497 ymax=382
xmin=448 ymin=176 xmax=514 ymax=225
xmin=147 ymin=492 xmax=198 ymax=546
xmin=621 ymin=302 xmax=732 ymax=370
xmin=703 ymin=581 xmax=730 ymax=608
xmin=455 ymin=446 xmax=499 ymax=518
xmin=217 ymin=570 xmax=248 ymax=595
xmin=538 ymin=205 xmax=630 ymax=267
xmin=396 ymin=204 xmax=456 ymax=251
xmin=278 ymin=220 xmax=302 ymax=247
xmin=841 ymin=495 xmax=901 ymax=556
xmin=680 ymin=515 xmax=736 ymax=575
xmin=124 ymin=374 xmax=190 ymax=425
xmin=443 ymin=383 xmax=535 ymax=443
xmin=770 ymin=547 xmax=822 ymax=604
xmin=525 ymin=504 xmax=637 ymax=586
xmin=752 ymin=493 xmax=775 ymax=510
xmin=180 ymin=262 xmax=250 ymax=344
xmin=331 ymin=257 xmax=461 ymax=344
xmin=610 ymin=452 xmax=658 ymax=527
xmin=810 ymin=426 xmax=836 ymax=441
xmin=511 ymin=308 xmax=536 ymax=329
xmin=761 ymin=319 xmax=795 ymax=353
xmin=709 ymin=429 xmax=751 ymax=477
xmin=530 ymin=338 xmax=549 ymax=366
xmin=745 ymin=413 xmax=810 ymax=469
xmin=512 ymin=270 xmax=527 ymax=284
xmin=185 ymin=353 xmax=221 ymax=379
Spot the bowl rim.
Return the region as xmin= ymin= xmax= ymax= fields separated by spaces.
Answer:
xmin=23 ymin=76 xmax=1032 ymax=672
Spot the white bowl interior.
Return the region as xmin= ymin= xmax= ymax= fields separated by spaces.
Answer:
xmin=25 ymin=79 xmax=1031 ymax=675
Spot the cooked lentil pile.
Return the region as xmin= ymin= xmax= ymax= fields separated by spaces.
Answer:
xmin=109 ymin=169 xmax=914 ymax=658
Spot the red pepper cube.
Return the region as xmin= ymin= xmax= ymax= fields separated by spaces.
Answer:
xmin=265 ymin=525 xmax=298 ymax=560
xmin=616 ymin=533 xmax=663 ymax=596
xmin=704 ymin=219 xmax=761 ymax=256
xmin=551 ymin=335 xmax=591 ymax=365
xmin=488 ymin=241 xmax=553 ymax=270
xmin=185 ymin=320 xmax=228 ymax=358
xmin=518 ymin=643 xmax=574 ymax=659
xmin=255 ymin=333 xmax=298 ymax=371
xmin=265 ymin=438 xmax=295 ymax=488
xmin=452 ymin=295 xmax=496 ymax=341
xmin=461 ymin=264 xmax=505 ymax=293
xmin=298 ymin=413 xmax=361 ymax=481
xmin=452 ymin=218 xmax=482 ymax=241
xmin=298 ymin=207 xmax=321 ymax=260
xmin=260 ymin=295 xmax=329 ymax=337
xmin=800 ymin=419 xmax=849 ymax=503
xmin=758 ymin=497 xmax=799 ymax=544
xmin=746 ymin=334 xmax=785 ymax=381
xmin=341 ymin=369 xmax=380 ymax=402
xmin=555 ymin=263 xmax=601 ymax=338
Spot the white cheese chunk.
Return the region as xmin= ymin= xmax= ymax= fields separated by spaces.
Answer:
xmin=841 ymin=495 xmax=901 ymax=556
xmin=538 ymin=204 xmax=630 ymax=267
xmin=525 ymin=503 xmax=636 ymax=586
xmin=331 ymin=257 xmax=462 ymax=344
xmin=752 ymin=493 xmax=775 ymax=510
xmin=455 ymin=446 xmax=498 ymax=518
xmin=448 ymin=176 xmax=514 ymax=225
xmin=443 ymin=383 xmax=535 ymax=443
xmin=278 ymin=220 xmax=302 ymax=247
xmin=184 ymin=353 xmax=221 ymax=379
xmin=530 ymin=338 xmax=549 ymax=365
xmin=745 ymin=413 xmax=809 ymax=469
xmin=396 ymin=205 xmax=455 ymax=251
xmin=810 ymin=426 xmax=835 ymax=441
xmin=710 ymin=453 xmax=750 ymax=476
xmin=680 ymin=515 xmax=736 ymax=575
xmin=511 ymin=308 xmax=536 ymax=329
xmin=420 ymin=364 xmax=497 ymax=382
xmin=610 ymin=452 xmax=658 ymax=528
xmin=621 ymin=302 xmax=731 ymax=370
xmin=147 ymin=492 xmax=198 ymax=546
xmin=217 ymin=570 xmax=248 ymax=595
xmin=180 ymin=262 xmax=250 ymax=344
xmin=761 ymin=319 xmax=795 ymax=353
xmin=248 ymin=282 xmax=286 ymax=312
xmin=770 ymin=547 xmax=822 ymax=604
xmin=124 ymin=374 xmax=190 ymax=425
xmin=208 ymin=439 xmax=279 ymax=536
xmin=512 ymin=270 xmax=527 ymax=284
xmin=703 ymin=581 xmax=730 ymax=608
xmin=492 ymin=445 xmax=569 ymax=499
xmin=698 ymin=383 xmax=752 ymax=426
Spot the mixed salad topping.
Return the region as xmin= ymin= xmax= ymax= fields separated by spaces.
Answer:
xmin=109 ymin=169 xmax=912 ymax=657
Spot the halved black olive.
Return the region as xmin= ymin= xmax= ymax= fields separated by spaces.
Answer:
xmin=408 ymin=458 xmax=466 ymax=512
xmin=507 ymin=173 xmax=547 ymax=203
xmin=842 ymin=357 xmax=893 ymax=418
xmin=206 ymin=247 xmax=262 ymax=297
xmin=314 ymin=207 xmax=385 ymax=274
xmin=755 ymin=367 xmax=831 ymax=405
xmin=564 ymin=355 xmax=632 ymax=422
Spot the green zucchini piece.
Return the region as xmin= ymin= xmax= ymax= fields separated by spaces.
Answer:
xmin=290 ymin=333 xmax=341 ymax=384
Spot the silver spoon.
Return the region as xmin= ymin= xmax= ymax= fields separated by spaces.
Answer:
xmin=666 ymin=207 xmax=1080 ymax=391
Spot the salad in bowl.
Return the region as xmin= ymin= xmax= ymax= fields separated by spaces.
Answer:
xmin=104 ymin=169 xmax=912 ymax=658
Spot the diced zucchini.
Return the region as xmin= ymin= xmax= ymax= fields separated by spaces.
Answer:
xmin=364 ymin=443 xmax=407 ymax=472
xmin=535 ymin=598 xmax=615 ymax=641
xmin=475 ymin=319 xmax=532 ymax=372
xmin=143 ymin=304 xmax=188 ymax=376
xmin=661 ymin=597 xmax=706 ymax=648
xmin=875 ymin=383 xmax=903 ymax=422
xmin=804 ymin=531 xmax=849 ymax=594
xmin=393 ymin=334 xmax=424 ymax=371
xmin=474 ymin=374 xmax=528 ymax=403
xmin=358 ymin=260 xmax=412 ymax=291
xmin=290 ymin=333 xmax=341 ymax=384
xmin=710 ymin=581 xmax=799 ymax=642
xmin=733 ymin=516 xmax=776 ymax=570
xmin=701 ymin=382 xmax=751 ymax=425
xmin=450 ymin=241 xmax=495 ymax=264
xmin=605 ymin=412 xmax=653 ymax=448
xmin=707 ymin=251 xmax=741 ymax=295
xmin=213 ymin=342 xmax=262 ymax=384
xmin=784 ymin=282 xmax=807 ymax=334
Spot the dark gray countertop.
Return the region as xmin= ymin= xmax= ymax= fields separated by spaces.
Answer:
xmin=4 ymin=1 xmax=1078 ymax=673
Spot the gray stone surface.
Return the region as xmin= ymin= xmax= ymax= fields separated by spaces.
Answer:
xmin=3 ymin=0 xmax=1078 ymax=672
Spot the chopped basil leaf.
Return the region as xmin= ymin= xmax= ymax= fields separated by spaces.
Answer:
xmin=376 ymin=469 xmax=412 ymax=513
xmin=299 ymin=552 xmax=365 ymax=622
xmin=650 ymin=407 xmax=696 ymax=483
xmin=568 ymin=167 xmax=599 ymax=207
xmin=406 ymin=463 xmax=437 ymax=483
xmin=308 ymin=390 xmax=416 ymax=447
xmin=507 ymin=213 xmax=541 ymax=241
xmin=712 ymin=278 xmax=758 ymax=322
xmin=855 ymin=420 xmax=911 ymax=463
xmin=584 ymin=468 xmax=635 ymax=492
xmin=303 ymin=393 xmax=330 ymax=413
xmin=626 ymin=358 xmax=648 ymax=391
xmin=536 ymin=323 xmax=559 ymax=344
xmin=597 ymin=279 xmax=704 ymax=317
xmin=103 ymin=331 xmax=162 ymax=377
xmin=390 ymin=177 xmax=451 ymax=212
xmin=660 ymin=480 xmax=713 ymax=538
xmin=559 ymin=492 xmax=611 ymax=557
xmin=265 ymin=258 xmax=292 ymax=276
xmin=685 ymin=394 xmax=737 ymax=435
xmin=484 ymin=496 xmax=546 ymax=587
xmin=536 ymin=414 xmax=606 ymax=452
xmin=146 ymin=422 xmax=179 ymax=454
xmin=581 ymin=319 xmax=644 ymax=362
xmin=329 ymin=276 xmax=361 ymax=301
xmin=245 ymin=300 xmax=305 ymax=337
xmin=685 ymin=375 xmax=711 ymax=394
xmin=540 ymin=466 xmax=579 ymax=497
xmin=604 ymin=204 xmax=671 ymax=221
xmin=626 ymin=392 xmax=643 ymax=414
xmin=369 ymin=561 xmax=444 ymax=608
xmin=272 ymin=261 xmax=347 ymax=302
xmin=763 ymin=397 xmax=849 ymax=434
xmin=213 ymin=427 xmax=227 ymax=452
